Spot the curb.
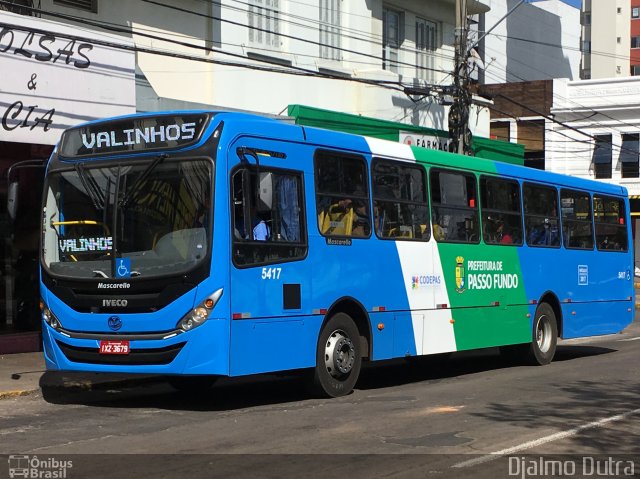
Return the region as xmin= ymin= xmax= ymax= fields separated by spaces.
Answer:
xmin=0 ymin=376 xmax=161 ymax=400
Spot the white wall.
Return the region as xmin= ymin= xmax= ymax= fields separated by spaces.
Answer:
xmin=548 ymin=77 xmax=640 ymax=195
xmin=481 ymin=0 xmax=580 ymax=83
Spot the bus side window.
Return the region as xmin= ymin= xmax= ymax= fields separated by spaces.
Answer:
xmin=372 ymin=158 xmax=429 ymax=241
xmin=480 ymin=176 xmax=523 ymax=246
xmin=593 ymin=195 xmax=627 ymax=252
xmin=560 ymin=189 xmax=594 ymax=250
xmin=523 ymin=183 xmax=560 ymax=248
xmin=314 ymin=150 xmax=371 ymax=238
xmin=430 ymin=169 xmax=479 ymax=243
xmin=231 ymin=164 xmax=307 ymax=267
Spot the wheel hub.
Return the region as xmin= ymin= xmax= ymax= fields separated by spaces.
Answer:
xmin=536 ymin=315 xmax=552 ymax=352
xmin=324 ymin=330 xmax=355 ymax=378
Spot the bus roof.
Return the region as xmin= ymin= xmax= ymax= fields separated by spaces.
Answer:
xmin=61 ymin=110 xmax=627 ymax=198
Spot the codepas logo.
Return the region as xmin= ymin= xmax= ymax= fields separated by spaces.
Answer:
xmin=411 ymin=275 xmax=441 ymax=290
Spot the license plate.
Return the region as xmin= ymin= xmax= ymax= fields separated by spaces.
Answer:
xmin=99 ymin=340 xmax=130 ymax=355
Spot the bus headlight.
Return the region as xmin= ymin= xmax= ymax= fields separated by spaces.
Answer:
xmin=177 ymin=288 xmax=223 ymax=332
xmin=41 ymin=300 xmax=62 ymax=331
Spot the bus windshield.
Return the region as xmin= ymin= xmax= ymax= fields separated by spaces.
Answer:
xmin=42 ymin=157 xmax=213 ymax=279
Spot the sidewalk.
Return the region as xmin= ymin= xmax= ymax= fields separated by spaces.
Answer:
xmin=0 ymin=352 xmax=45 ymax=399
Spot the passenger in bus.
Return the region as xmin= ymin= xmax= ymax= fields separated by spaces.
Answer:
xmin=497 ymin=221 xmax=513 ymax=244
xmin=529 ymin=218 xmax=559 ymax=246
xmin=252 ymin=217 xmax=270 ymax=241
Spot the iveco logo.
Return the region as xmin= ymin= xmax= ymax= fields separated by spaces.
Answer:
xmin=103 ymin=299 xmax=128 ymax=307
xmin=108 ymin=316 xmax=122 ymax=331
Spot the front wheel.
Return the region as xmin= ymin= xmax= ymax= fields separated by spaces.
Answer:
xmin=526 ymin=303 xmax=558 ymax=365
xmin=309 ymin=313 xmax=362 ymax=398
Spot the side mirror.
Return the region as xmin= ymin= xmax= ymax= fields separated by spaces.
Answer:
xmin=7 ymin=181 xmax=18 ymax=221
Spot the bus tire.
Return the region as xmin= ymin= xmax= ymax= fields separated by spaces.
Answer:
xmin=167 ymin=375 xmax=217 ymax=392
xmin=526 ymin=303 xmax=558 ymax=365
xmin=309 ymin=312 xmax=362 ymax=398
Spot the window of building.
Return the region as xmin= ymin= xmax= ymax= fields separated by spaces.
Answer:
xmin=523 ymin=183 xmax=560 ymax=248
xmin=593 ymin=195 xmax=627 ymax=251
xmin=582 ymin=41 xmax=591 ymax=53
xmin=621 ymin=133 xmax=640 ymax=178
xmin=383 ymin=7 xmax=403 ymax=73
xmin=232 ymin=165 xmax=306 ymax=266
xmin=633 ymin=7 xmax=640 ymax=18
xmin=617 ymin=7 xmax=622 ymax=14
xmin=416 ymin=18 xmax=437 ymax=82
xmin=319 ymin=0 xmax=340 ymax=61
xmin=632 ymin=36 xmax=640 ymax=49
xmin=480 ymin=176 xmax=523 ymax=246
xmin=248 ymin=0 xmax=280 ymax=49
xmin=617 ymin=37 xmax=622 ymax=44
xmin=53 ymin=0 xmax=97 ymax=12
xmin=560 ymin=189 xmax=594 ymax=250
xmin=632 ymin=65 xmax=640 ymax=76
xmin=372 ymin=159 xmax=429 ymax=241
xmin=430 ymin=169 xmax=479 ymax=243
xmin=593 ymin=134 xmax=612 ymax=179
xmin=315 ymin=151 xmax=371 ymax=238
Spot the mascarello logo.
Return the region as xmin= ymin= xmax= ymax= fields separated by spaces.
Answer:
xmin=455 ymin=256 xmax=465 ymax=293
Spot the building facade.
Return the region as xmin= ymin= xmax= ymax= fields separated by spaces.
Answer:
xmin=0 ymin=9 xmax=136 ymax=351
xmin=580 ymin=0 xmax=631 ymax=79
xmin=632 ymin=0 xmax=640 ymax=75
xmin=547 ymin=77 xmax=640 ymax=260
xmin=477 ymin=0 xmax=580 ymax=84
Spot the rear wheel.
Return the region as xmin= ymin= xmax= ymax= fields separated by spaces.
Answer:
xmin=527 ymin=302 xmax=558 ymax=365
xmin=309 ymin=312 xmax=362 ymax=398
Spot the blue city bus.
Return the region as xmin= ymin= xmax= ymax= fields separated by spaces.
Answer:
xmin=40 ymin=111 xmax=635 ymax=397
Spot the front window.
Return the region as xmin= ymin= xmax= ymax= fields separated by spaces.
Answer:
xmin=42 ymin=158 xmax=213 ymax=279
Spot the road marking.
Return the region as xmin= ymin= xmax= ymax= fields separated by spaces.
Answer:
xmin=617 ymin=337 xmax=640 ymax=342
xmin=452 ymin=407 xmax=640 ymax=469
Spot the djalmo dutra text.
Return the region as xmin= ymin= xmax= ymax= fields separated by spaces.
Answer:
xmin=509 ymin=456 xmax=635 ymax=478
xmin=466 ymin=260 xmax=519 ymax=290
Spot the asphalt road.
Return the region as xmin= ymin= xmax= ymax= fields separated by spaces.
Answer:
xmin=1 ymin=320 xmax=639 ymax=479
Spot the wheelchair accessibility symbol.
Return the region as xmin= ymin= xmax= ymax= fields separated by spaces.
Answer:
xmin=116 ymin=258 xmax=131 ymax=278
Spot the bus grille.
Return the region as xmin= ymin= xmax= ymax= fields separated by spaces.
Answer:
xmin=56 ymin=341 xmax=185 ymax=365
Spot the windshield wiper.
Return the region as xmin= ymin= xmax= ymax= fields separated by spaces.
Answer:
xmin=74 ymin=162 xmax=105 ymax=210
xmin=119 ymin=154 xmax=167 ymax=209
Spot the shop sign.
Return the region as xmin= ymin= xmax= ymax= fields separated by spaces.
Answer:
xmin=400 ymin=132 xmax=451 ymax=151
xmin=0 ymin=11 xmax=135 ymax=145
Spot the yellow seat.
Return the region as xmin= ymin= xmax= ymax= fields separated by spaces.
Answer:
xmin=319 ymin=204 xmax=353 ymax=236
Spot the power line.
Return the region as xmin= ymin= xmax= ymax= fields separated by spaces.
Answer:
xmin=0 ymin=18 xmax=407 ymax=94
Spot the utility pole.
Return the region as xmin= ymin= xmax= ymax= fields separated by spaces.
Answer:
xmin=449 ymin=0 xmax=472 ymax=155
